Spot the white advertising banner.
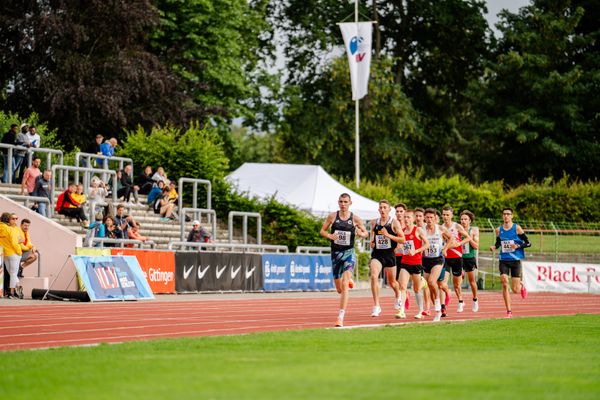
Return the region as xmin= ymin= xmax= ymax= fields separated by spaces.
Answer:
xmin=339 ymin=22 xmax=373 ymax=100
xmin=522 ymin=261 xmax=600 ymax=294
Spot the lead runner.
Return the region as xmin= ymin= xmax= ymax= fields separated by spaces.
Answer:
xmin=320 ymin=193 xmax=368 ymax=327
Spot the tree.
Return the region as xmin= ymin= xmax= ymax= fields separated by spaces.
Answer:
xmin=276 ymin=57 xmax=422 ymax=180
xmin=0 ymin=1 xmax=205 ymax=147
xmin=466 ymin=0 xmax=600 ymax=183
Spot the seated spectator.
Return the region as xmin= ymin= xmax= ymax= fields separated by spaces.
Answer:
xmin=32 ymin=170 xmax=52 ymax=217
xmin=85 ymin=214 xmax=106 ymax=247
xmin=21 ymin=156 xmax=41 ymax=196
xmin=119 ymin=165 xmax=140 ymax=203
xmin=18 ymin=218 xmax=38 ymax=278
xmin=147 ymin=180 xmax=165 ymax=208
xmin=114 ymin=204 xmax=135 ymax=239
xmin=159 ymin=187 xmax=176 ymax=221
xmin=187 ymin=220 xmax=211 ymax=243
xmin=151 ymin=166 xmax=169 ymax=186
xmin=103 ymin=215 xmax=123 ymax=247
xmin=108 ymin=169 xmax=123 ymax=197
xmin=88 ymin=176 xmax=112 ymax=217
xmin=55 ymin=183 xmax=89 ymax=227
xmin=72 ymin=183 xmax=87 ymax=205
xmin=137 ymin=166 xmax=154 ymax=195
xmin=168 ymin=180 xmax=179 ymax=203
xmin=127 ymin=222 xmax=150 ymax=246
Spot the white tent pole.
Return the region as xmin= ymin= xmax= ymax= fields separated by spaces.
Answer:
xmin=354 ymin=0 xmax=360 ymax=189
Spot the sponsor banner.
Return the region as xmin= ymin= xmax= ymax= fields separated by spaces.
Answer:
xmin=339 ymin=22 xmax=373 ymax=100
xmin=523 ymin=261 xmax=600 ymax=294
xmin=112 ymin=249 xmax=175 ymax=294
xmin=76 ymin=247 xmax=111 ymax=256
xmin=174 ymin=252 xmax=262 ymax=292
xmin=72 ymin=255 xmax=154 ymax=301
xmin=263 ymin=254 xmax=333 ymax=291
xmin=175 ymin=251 xmax=199 ymax=292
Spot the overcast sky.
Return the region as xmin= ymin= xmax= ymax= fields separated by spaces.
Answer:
xmin=485 ymin=0 xmax=531 ymax=32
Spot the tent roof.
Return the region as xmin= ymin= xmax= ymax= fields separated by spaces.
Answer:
xmin=226 ymin=163 xmax=381 ymax=220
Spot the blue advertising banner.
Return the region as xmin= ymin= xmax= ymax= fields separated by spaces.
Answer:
xmin=262 ymin=254 xmax=333 ymax=291
xmin=73 ymin=255 xmax=155 ymax=301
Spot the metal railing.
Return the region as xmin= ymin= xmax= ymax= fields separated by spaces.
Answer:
xmin=179 ymin=207 xmax=217 ymax=241
xmin=178 ymin=177 xmax=212 ymax=223
xmin=51 ymin=165 xmax=117 ymax=217
xmin=74 ymin=152 xmax=133 ymax=184
xmin=228 ymin=211 xmax=261 ymax=245
xmin=0 ymin=143 xmax=64 ymax=185
xmin=2 ymin=194 xmax=50 ymax=211
xmin=88 ymin=238 xmax=156 ymax=248
xmin=168 ymin=241 xmax=288 ymax=253
xmin=296 ymin=246 xmax=330 ymax=254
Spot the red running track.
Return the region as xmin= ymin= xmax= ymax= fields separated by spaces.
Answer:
xmin=0 ymin=291 xmax=599 ymax=351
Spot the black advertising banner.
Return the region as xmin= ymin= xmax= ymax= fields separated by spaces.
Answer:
xmin=193 ymin=252 xmax=263 ymax=292
xmin=242 ymin=254 xmax=263 ymax=291
xmin=175 ymin=251 xmax=199 ymax=292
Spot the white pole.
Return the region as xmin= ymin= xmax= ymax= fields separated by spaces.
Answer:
xmin=354 ymin=0 xmax=360 ymax=188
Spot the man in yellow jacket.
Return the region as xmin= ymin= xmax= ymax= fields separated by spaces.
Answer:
xmin=0 ymin=213 xmax=23 ymax=299
xmin=19 ymin=218 xmax=37 ymax=278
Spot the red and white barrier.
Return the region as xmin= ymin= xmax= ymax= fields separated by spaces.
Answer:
xmin=523 ymin=261 xmax=600 ymax=294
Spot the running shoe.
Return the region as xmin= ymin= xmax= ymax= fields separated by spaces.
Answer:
xmin=414 ymin=313 xmax=423 ymax=320
xmin=348 ymin=279 xmax=354 ymax=289
xmin=371 ymin=305 xmax=382 ymax=317
xmin=335 ymin=318 xmax=344 ymax=327
xmin=441 ymin=307 xmax=447 ymax=318
xmin=395 ymin=309 xmax=406 ymax=319
xmin=472 ymin=300 xmax=479 ymax=313
xmin=394 ymin=298 xmax=401 ymax=310
xmin=506 ymin=311 xmax=513 ymax=319
xmin=444 ymin=291 xmax=451 ymax=306
xmin=520 ymin=285 xmax=528 ymax=299
xmin=457 ymin=301 xmax=464 ymax=313
xmin=433 ymin=311 xmax=442 ymax=322
xmin=422 ymin=309 xmax=431 ymax=317
xmin=405 ymin=291 xmax=410 ymax=311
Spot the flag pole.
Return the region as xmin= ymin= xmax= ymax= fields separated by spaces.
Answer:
xmin=354 ymin=0 xmax=360 ymax=188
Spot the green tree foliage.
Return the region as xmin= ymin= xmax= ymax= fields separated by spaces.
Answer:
xmin=276 ymin=57 xmax=421 ymax=179
xmin=466 ymin=0 xmax=600 ymax=183
xmin=0 ymin=1 xmax=202 ymax=148
xmin=150 ymin=0 xmax=273 ymax=121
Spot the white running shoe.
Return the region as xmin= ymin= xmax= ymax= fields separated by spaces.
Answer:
xmin=395 ymin=309 xmax=406 ymax=319
xmin=393 ymin=298 xmax=401 ymax=310
xmin=371 ymin=305 xmax=382 ymax=317
xmin=414 ymin=313 xmax=423 ymax=320
xmin=433 ymin=311 xmax=442 ymax=322
xmin=472 ymin=300 xmax=479 ymax=312
xmin=457 ymin=302 xmax=464 ymax=313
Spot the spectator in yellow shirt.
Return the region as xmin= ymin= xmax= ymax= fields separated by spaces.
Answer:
xmin=18 ymin=218 xmax=38 ymax=277
xmin=0 ymin=213 xmax=23 ymax=299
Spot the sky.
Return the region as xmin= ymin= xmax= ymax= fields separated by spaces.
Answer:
xmin=485 ymin=0 xmax=531 ymax=32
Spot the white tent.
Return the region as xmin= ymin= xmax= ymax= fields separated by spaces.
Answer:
xmin=226 ymin=163 xmax=381 ymax=220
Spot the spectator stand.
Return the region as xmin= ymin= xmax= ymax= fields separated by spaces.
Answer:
xmin=0 ymin=143 xmax=64 ymax=185
xmin=178 ymin=177 xmax=212 ymax=224
xmin=73 ymin=152 xmax=133 ymax=185
xmin=179 ymin=207 xmax=217 ymax=241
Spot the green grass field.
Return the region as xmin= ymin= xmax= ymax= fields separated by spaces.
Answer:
xmin=2 ymin=315 xmax=599 ymax=399
xmin=479 ymin=231 xmax=600 ymax=254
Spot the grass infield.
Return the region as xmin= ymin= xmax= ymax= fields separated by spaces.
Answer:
xmin=2 ymin=315 xmax=599 ymax=399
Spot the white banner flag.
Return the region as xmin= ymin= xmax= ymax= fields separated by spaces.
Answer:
xmin=339 ymin=22 xmax=373 ymax=100
xmin=522 ymin=261 xmax=600 ymax=294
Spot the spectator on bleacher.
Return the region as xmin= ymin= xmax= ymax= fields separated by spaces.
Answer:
xmin=85 ymin=213 xmax=106 ymax=247
xmin=13 ymin=124 xmax=31 ymax=184
xmin=103 ymin=215 xmax=122 ymax=247
xmin=127 ymin=222 xmax=150 ymax=246
xmin=159 ymin=187 xmax=177 ymax=221
xmin=20 ymin=156 xmax=41 ymax=195
xmin=1 ymin=124 xmax=17 ymax=183
xmin=84 ymin=134 xmax=103 ymax=167
xmin=32 ymin=170 xmax=52 ymax=217
xmin=151 ymin=166 xmax=169 ymax=186
xmin=88 ymin=176 xmax=112 ymax=217
xmin=119 ymin=165 xmax=140 ymax=204
xmin=26 ymin=126 xmax=41 ymax=148
xmin=147 ymin=180 xmax=165 ymax=208
xmin=168 ymin=180 xmax=179 ymax=202
xmin=137 ymin=165 xmax=154 ymax=195
xmin=72 ymin=183 xmax=87 ymax=206
xmin=98 ymin=137 xmax=117 ymax=167
xmin=56 ymin=182 xmax=89 ymax=227
xmin=18 ymin=218 xmax=37 ymax=278
xmin=114 ymin=204 xmax=135 ymax=239
xmin=0 ymin=213 xmax=23 ymax=299
xmin=187 ymin=220 xmax=211 ymax=243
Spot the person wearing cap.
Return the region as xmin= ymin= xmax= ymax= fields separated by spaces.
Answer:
xmin=187 ymin=220 xmax=211 ymax=243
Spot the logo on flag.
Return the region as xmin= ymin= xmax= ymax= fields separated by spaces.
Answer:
xmin=340 ymin=22 xmax=373 ymax=100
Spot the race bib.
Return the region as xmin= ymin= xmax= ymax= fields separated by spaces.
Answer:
xmin=501 ymin=240 xmax=515 ymax=253
xmin=333 ymin=230 xmax=351 ymax=246
xmin=375 ymin=234 xmax=391 ymax=250
xmin=462 ymin=242 xmax=470 ymax=254
xmin=403 ymin=240 xmax=415 ymax=255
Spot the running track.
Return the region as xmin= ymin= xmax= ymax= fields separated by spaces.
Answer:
xmin=1 ymin=291 xmax=599 ymax=351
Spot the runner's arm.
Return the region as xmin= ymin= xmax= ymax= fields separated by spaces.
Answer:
xmin=516 ymin=225 xmax=532 ymax=249
xmin=415 ymin=227 xmax=429 ymax=254
xmin=469 ymin=227 xmax=479 ymax=250
xmin=490 ymin=228 xmax=500 ymax=251
xmin=319 ymin=213 xmax=336 ymax=241
xmin=456 ymin=224 xmax=471 ymax=247
xmin=353 ymin=215 xmax=369 ymax=239
xmin=387 ymin=219 xmax=406 ymax=243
